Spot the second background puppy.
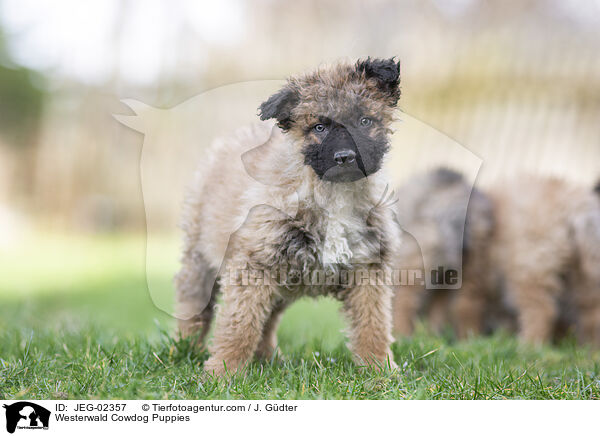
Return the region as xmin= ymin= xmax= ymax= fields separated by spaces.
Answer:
xmin=392 ymin=168 xmax=496 ymax=339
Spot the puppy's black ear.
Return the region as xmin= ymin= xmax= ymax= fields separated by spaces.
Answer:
xmin=355 ymin=57 xmax=401 ymax=106
xmin=258 ymin=85 xmax=299 ymax=130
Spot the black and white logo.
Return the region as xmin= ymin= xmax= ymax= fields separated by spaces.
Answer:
xmin=2 ymin=402 xmax=50 ymax=433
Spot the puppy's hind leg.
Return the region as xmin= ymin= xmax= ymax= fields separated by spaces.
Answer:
xmin=451 ymin=268 xmax=488 ymax=339
xmin=452 ymin=287 xmax=485 ymax=340
xmin=576 ymin=283 xmax=600 ymax=347
xmin=572 ymin=207 xmax=600 ymax=346
xmin=255 ymin=301 xmax=288 ymax=360
xmin=175 ymin=252 xmax=219 ymax=347
xmin=572 ymin=254 xmax=600 ymax=346
xmin=510 ymin=278 xmax=558 ymax=344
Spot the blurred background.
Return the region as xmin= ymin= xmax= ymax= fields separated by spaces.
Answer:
xmin=0 ymin=0 xmax=599 ymax=339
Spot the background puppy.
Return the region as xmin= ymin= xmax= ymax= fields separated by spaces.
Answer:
xmin=392 ymin=168 xmax=495 ymax=339
xmin=489 ymin=176 xmax=600 ymax=345
xmin=175 ymin=58 xmax=402 ymax=375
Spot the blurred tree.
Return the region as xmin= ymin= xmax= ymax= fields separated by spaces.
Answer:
xmin=0 ymin=27 xmax=46 ymax=148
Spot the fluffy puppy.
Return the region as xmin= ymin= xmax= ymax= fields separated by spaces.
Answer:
xmin=392 ymin=168 xmax=495 ymax=339
xmin=175 ymin=58 xmax=403 ymax=375
xmin=489 ymin=176 xmax=600 ymax=345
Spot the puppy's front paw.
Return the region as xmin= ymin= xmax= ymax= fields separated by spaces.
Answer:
xmin=204 ymin=358 xmax=234 ymax=377
xmin=355 ymin=350 xmax=398 ymax=372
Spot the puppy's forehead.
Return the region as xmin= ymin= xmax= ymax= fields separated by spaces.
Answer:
xmin=293 ymin=85 xmax=391 ymax=126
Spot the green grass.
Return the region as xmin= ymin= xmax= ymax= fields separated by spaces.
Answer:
xmin=1 ymin=234 xmax=599 ymax=399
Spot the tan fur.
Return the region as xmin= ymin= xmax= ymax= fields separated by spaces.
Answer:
xmin=176 ymin=59 xmax=402 ymax=375
xmin=489 ymin=175 xmax=600 ymax=345
xmin=391 ymin=169 xmax=495 ymax=339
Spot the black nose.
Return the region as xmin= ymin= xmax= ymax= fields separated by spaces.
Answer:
xmin=333 ymin=150 xmax=356 ymax=165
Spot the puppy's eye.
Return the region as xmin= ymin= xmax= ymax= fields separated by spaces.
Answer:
xmin=359 ymin=117 xmax=373 ymax=127
xmin=313 ymin=124 xmax=326 ymax=133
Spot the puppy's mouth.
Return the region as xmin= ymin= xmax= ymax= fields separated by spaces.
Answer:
xmin=322 ymin=163 xmax=366 ymax=183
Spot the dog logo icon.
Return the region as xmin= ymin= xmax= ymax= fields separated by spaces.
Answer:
xmin=2 ymin=402 xmax=50 ymax=433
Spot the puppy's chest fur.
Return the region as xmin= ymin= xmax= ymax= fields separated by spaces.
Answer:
xmin=320 ymin=206 xmax=379 ymax=265
xmin=274 ymin=199 xmax=384 ymax=298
